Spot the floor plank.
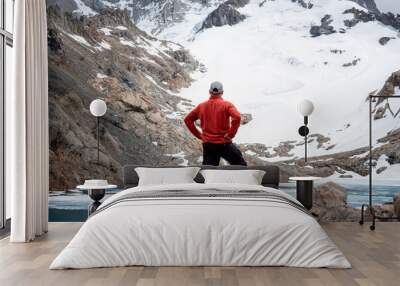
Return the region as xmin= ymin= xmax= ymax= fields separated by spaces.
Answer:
xmin=0 ymin=222 xmax=399 ymax=286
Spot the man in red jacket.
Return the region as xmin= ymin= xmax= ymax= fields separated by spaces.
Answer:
xmin=184 ymin=81 xmax=247 ymax=166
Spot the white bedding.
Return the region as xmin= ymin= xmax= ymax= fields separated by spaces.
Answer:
xmin=50 ymin=183 xmax=351 ymax=269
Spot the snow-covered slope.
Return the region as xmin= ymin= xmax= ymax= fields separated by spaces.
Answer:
xmin=131 ymin=0 xmax=400 ymax=160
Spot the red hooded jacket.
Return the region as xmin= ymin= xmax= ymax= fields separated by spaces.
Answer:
xmin=184 ymin=95 xmax=241 ymax=144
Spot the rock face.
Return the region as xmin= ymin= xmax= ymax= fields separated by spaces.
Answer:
xmin=47 ymin=7 xmax=202 ymax=189
xmin=348 ymin=0 xmax=379 ymax=13
xmin=376 ymin=12 xmax=400 ymax=32
xmin=373 ymin=74 xmax=400 ymax=120
xmin=375 ymin=70 xmax=400 ymax=104
xmin=394 ymin=193 xmax=400 ymax=217
xmin=312 ymin=182 xmax=360 ymax=221
xmin=310 ymin=15 xmax=336 ymax=37
xmin=200 ymin=3 xmax=246 ymax=31
xmin=130 ymin=0 xmax=190 ymax=34
xmin=46 ymin=0 xmax=78 ymax=12
xmin=47 ymin=0 xmax=208 ymax=34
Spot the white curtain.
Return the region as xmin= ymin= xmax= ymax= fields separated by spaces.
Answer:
xmin=8 ymin=0 xmax=49 ymax=242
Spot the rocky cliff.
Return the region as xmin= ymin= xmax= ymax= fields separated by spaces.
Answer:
xmin=349 ymin=0 xmax=379 ymax=13
xmin=47 ymin=7 xmax=203 ymax=189
xmin=200 ymin=2 xmax=247 ymax=31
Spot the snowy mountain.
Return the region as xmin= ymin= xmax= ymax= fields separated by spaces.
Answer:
xmin=141 ymin=1 xmax=400 ymax=149
xmin=46 ymin=0 xmax=400 ymax=180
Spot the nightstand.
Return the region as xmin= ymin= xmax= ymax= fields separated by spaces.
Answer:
xmin=77 ymin=180 xmax=117 ymax=215
xmin=289 ymin=177 xmax=320 ymax=210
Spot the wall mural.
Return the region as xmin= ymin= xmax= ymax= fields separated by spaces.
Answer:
xmin=47 ymin=0 xmax=400 ymax=221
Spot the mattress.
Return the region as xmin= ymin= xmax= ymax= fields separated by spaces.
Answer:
xmin=50 ymin=183 xmax=351 ymax=269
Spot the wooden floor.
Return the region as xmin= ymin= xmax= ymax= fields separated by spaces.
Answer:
xmin=0 ymin=222 xmax=399 ymax=286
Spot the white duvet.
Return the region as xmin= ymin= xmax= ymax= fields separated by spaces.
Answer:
xmin=50 ymin=183 xmax=351 ymax=269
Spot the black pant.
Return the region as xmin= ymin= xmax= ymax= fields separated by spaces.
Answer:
xmin=202 ymin=142 xmax=247 ymax=166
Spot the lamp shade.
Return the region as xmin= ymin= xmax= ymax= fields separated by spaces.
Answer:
xmin=298 ymin=99 xmax=314 ymax=116
xmin=90 ymin=99 xmax=107 ymax=117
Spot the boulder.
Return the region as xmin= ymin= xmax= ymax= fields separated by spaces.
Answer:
xmin=381 ymin=203 xmax=394 ymax=218
xmin=312 ymin=182 xmax=360 ymax=221
xmin=394 ymin=193 xmax=400 ymax=217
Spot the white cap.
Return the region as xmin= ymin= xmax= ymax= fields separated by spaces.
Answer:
xmin=209 ymin=81 xmax=224 ymax=94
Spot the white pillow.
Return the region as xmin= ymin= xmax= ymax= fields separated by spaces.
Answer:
xmin=200 ymin=169 xmax=266 ymax=185
xmin=135 ymin=167 xmax=201 ymax=186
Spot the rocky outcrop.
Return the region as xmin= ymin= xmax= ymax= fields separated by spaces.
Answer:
xmin=374 ymin=70 xmax=400 ymax=105
xmin=48 ymin=0 xmax=203 ymax=34
xmin=308 ymin=134 xmax=331 ymax=149
xmin=330 ymin=49 xmax=345 ymax=54
xmin=379 ymin=36 xmax=395 ymax=46
xmin=225 ymin=0 xmax=250 ymax=8
xmin=376 ymin=12 xmax=400 ymax=32
xmin=348 ymin=0 xmax=379 ymax=14
xmin=241 ymin=126 xmax=400 ymax=181
xmin=312 ymin=182 xmax=360 ymax=221
xmin=200 ymin=3 xmax=246 ymax=31
xmin=292 ymin=0 xmax=313 ymax=9
xmin=343 ymin=7 xmax=375 ymax=27
xmin=47 ymin=7 xmax=202 ymax=189
xmin=343 ymin=7 xmax=400 ymax=32
xmin=273 ymin=141 xmax=297 ymax=157
xmin=342 ymin=58 xmax=361 ymax=67
xmin=310 ymin=15 xmax=336 ymax=37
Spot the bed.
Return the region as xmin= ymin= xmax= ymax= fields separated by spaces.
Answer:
xmin=50 ymin=165 xmax=351 ymax=269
